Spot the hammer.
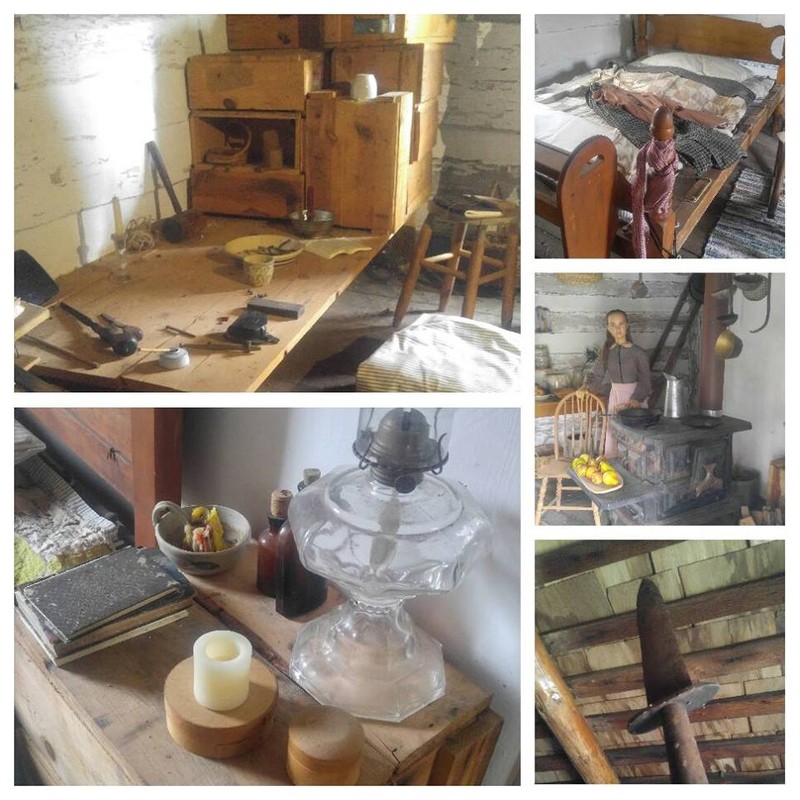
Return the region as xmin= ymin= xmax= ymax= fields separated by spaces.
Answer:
xmin=146 ymin=141 xmax=204 ymax=243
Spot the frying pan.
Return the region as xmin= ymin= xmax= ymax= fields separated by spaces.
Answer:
xmin=616 ymin=407 xmax=662 ymax=428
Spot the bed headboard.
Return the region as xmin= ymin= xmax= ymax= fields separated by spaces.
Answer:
xmin=636 ymin=15 xmax=785 ymax=82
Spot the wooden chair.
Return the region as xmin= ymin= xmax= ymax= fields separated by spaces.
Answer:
xmin=393 ymin=199 xmax=519 ymax=330
xmin=535 ymin=389 xmax=608 ymax=526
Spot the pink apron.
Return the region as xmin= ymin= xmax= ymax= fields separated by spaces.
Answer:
xmin=606 ymin=382 xmax=647 ymax=457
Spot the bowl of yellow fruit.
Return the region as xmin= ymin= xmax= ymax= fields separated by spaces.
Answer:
xmin=570 ymin=454 xmax=624 ymax=493
xmin=152 ymin=501 xmax=251 ymax=575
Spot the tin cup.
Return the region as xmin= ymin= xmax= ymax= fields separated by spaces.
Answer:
xmin=242 ymin=254 xmax=275 ymax=287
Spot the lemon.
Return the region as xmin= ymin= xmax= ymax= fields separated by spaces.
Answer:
xmin=600 ymin=461 xmax=614 ymax=473
xmin=602 ymin=471 xmax=620 ymax=487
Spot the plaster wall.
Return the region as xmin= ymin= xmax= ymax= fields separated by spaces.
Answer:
xmin=721 ymin=274 xmax=785 ymax=494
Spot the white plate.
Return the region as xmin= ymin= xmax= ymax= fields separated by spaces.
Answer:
xmin=224 ymin=235 xmax=304 ymax=265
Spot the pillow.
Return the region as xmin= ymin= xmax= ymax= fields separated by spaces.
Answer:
xmin=635 ymin=51 xmax=755 ymax=83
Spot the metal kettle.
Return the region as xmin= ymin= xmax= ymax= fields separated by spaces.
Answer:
xmin=663 ymin=373 xmax=688 ymax=419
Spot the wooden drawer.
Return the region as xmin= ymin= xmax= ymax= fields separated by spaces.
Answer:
xmin=189 ymin=165 xmax=305 ymax=219
xmin=305 ymin=91 xmax=413 ymax=233
xmin=189 ymin=111 xmax=303 ymax=171
xmin=226 ymin=14 xmax=324 ymax=50
xmin=331 ymin=43 xmax=446 ymax=104
xmin=186 ymin=52 xmax=323 ymax=111
xmin=411 ymin=98 xmax=438 ymax=163
xmin=324 ymin=15 xmax=456 ymax=45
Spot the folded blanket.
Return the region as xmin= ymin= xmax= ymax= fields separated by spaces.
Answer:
xmin=593 ymin=84 xmax=728 ymax=130
xmin=586 ymin=89 xmax=743 ymax=175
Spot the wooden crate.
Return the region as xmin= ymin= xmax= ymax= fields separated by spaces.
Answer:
xmin=411 ymin=98 xmax=438 ymax=162
xmin=323 ymin=14 xmax=457 ymax=45
xmin=305 ymin=91 xmax=413 ymax=233
xmin=189 ymin=111 xmax=303 ymax=171
xmin=331 ymin=43 xmax=446 ymax=104
xmin=186 ymin=51 xmax=323 ymax=111
xmin=407 ymin=151 xmax=434 ymax=217
xmin=226 ymin=14 xmax=324 ymax=50
xmin=189 ymin=165 xmax=305 ymax=219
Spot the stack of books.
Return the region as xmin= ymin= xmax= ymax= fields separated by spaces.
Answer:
xmin=15 ymin=546 xmax=195 ymax=666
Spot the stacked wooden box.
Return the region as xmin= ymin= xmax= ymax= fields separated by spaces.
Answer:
xmin=186 ymin=51 xmax=322 ymax=219
xmin=186 ymin=15 xmax=455 ymax=233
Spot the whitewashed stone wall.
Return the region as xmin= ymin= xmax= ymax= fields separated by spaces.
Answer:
xmin=535 ymin=15 xmax=631 ymax=87
xmin=14 ymin=15 xmax=227 ymax=277
xmin=437 ymin=15 xmax=520 ymax=200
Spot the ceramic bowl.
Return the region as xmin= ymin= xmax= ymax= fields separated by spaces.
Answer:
xmin=288 ymin=209 xmax=334 ymax=238
xmin=151 ymin=500 xmax=251 ymax=576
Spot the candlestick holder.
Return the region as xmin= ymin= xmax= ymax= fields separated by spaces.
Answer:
xmin=287 ymin=408 xmax=492 ymax=722
xmin=164 ymin=631 xmax=278 ymax=758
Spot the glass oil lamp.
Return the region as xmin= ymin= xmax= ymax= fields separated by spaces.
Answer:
xmin=287 ymin=408 xmax=492 ymax=722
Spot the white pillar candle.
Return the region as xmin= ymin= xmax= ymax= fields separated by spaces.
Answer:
xmin=193 ymin=631 xmax=252 ymax=711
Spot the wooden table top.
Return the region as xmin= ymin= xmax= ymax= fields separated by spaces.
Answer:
xmin=17 ymin=216 xmax=387 ymax=392
xmin=14 ymin=543 xmax=495 ymax=785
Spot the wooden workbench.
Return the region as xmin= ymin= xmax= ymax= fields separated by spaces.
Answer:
xmin=14 ymin=543 xmax=502 ymax=785
xmin=16 ymin=217 xmax=388 ymax=392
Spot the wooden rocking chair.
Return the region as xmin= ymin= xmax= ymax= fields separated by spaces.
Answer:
xmin=535 ymin=388 xmax=608 ymax=526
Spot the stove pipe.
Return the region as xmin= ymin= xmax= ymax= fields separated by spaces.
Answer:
xmin=698 ymin=273 xmax=728 ymax=414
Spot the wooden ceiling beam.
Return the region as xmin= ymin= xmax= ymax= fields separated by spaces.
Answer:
xmin=541 ymin=574 xmax=784 ymax=656
xmin=535 ymin=632 xmax=619 ymax=784
xmin=535 ymin=540 xmax=682 ymax=586
xmin=567 ymin=634 xmax=784 ymax=698
xmin=536 ymin=732 xmax=784 ymax=771
xmin=535 ymin=689 xmax=785 ymax=737
xmin=621 ymin=770 xmax=785 ymax=784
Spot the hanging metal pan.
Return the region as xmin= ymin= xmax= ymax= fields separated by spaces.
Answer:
xmin=714 ymin=329 xmax=744 ymax=359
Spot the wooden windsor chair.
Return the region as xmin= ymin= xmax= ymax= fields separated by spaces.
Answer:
xmin=535 ymin=388 xmax=608 ymax=526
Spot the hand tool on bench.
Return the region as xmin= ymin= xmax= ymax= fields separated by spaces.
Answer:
xmin=22 ymin=334 xmax=100 ymax=369
xmin=146 ymin=140 xmax=204 ymax=243
xmin=627 ymin=579 xmax=719 ymax=783
xmin=99 ymin=312 xmax=143 ymax=343
xmin=179 ymin=340 xmax=262 ymax=354
xmin=60 ymin=302 xmax=139 ymax=357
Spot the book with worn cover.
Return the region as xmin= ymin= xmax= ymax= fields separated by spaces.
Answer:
xmin=18 ymin=547 xmax=191 ymax=643
xmin=16 ymin=605 xmax=191 ymax=666
xmin=15 ymin=581 xmax=195 ymax=659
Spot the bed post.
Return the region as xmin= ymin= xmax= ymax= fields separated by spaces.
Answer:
xmin=635 ymin=16 xmax=648 ymax=58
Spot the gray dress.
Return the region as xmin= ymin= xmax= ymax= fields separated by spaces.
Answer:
xmin=586 ymin=344 xmax=652 ymax=403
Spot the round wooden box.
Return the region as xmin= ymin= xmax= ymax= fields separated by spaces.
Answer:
xmin=164 ymin=656 xmax=278 ymax=758
xmin=286 ymin=706 xmax=364 ymax=785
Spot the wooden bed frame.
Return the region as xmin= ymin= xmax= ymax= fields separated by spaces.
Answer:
xmin=535 ymin=14 xmax=785 ymax=258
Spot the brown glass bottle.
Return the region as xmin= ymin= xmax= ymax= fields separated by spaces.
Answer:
xmin=256 ymin=489 xmax=292 ymax=597
xmin=275 ymin=469 xmax=327 ymax=618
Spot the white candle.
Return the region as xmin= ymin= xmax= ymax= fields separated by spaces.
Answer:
xmin=112 ymin=196 xmax=124 ymax=238
xmin=193 ymin=631 xmax=252 ymax=711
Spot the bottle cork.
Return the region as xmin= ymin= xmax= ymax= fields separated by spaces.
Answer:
xmin=270 ymin=489 xmax=292 ymax=519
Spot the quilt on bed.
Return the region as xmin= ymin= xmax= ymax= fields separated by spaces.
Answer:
xmin=536 ymin=52 xmax=776 ymax=176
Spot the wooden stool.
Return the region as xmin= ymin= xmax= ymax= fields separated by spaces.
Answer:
xmin=393 ymin=201 xmax=519 ymax=329
xmin=767 ymin=131 xmax=785 ymax=219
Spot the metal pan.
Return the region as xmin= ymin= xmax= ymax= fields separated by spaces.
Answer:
xmin=617 ymin=407 xmax=662 ymax=428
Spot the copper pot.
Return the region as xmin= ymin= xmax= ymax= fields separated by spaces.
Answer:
xmin=714 ymin=329 xmax=743 ymax=359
